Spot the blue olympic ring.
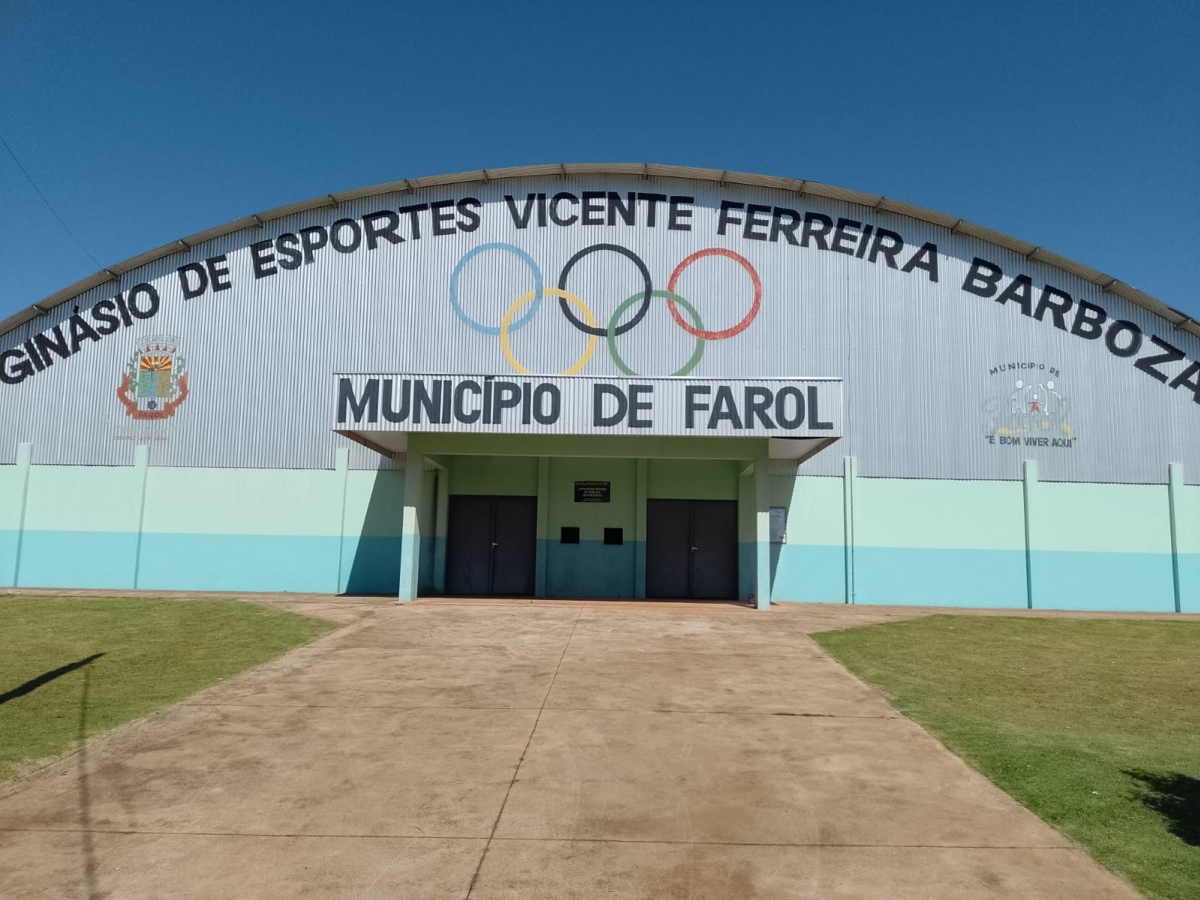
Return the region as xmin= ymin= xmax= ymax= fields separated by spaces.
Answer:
xmin=449 ymin=242 xmax=543 ymax=336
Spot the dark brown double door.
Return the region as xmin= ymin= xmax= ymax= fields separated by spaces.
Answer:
xmin=645 ymin=499 xmax=738 ymax=600
xmin=445 ymin=495 xmax=537 ymax=596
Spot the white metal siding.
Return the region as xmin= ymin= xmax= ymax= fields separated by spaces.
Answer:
xmin=2 ymin=174 xmax=1197 ymax=483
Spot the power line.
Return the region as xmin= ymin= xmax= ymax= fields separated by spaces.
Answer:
xmin=0 ymin=131 xmax=103 ymax=269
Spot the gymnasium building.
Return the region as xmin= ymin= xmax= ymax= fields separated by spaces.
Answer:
xmin=1 ymin=164 xmax=1196 ymax=612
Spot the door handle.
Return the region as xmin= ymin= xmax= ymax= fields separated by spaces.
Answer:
xmin=492 ymin=542 xmax=499 ymax=549
xmin=690 ymin=546 xmax=698 ymax=553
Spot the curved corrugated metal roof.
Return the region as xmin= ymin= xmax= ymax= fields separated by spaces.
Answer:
xmin=2 ymin=162 xmax=1194 ymax=339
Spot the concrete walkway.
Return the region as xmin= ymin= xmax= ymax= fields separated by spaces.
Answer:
xmin=0 ymin=598 xmax=1143 ymax=899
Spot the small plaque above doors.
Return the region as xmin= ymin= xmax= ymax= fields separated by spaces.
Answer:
xmin=574 ymin=481 xmax=611 ymax=503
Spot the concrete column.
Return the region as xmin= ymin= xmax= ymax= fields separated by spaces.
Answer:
xmin=754 ymin=457 xmax=771 ymax=610
xmin=433 ymin=463 xmax=450 ymax=595
xmin=842 ymin=456 xmax=856 ymax=604
xmin=131 ymin=444 xmax=151 ymax=589
xmin=738 ymin=471 xmax=753 ymax=603
xmin=9 ymin=443 xmax=33 ymax=587
xmin=1168 ymin=462 xmax=1184 ymax=614
xmin=634 ymin=458 xmax=648 ymax=599
xmin=398 ymin=453 xmax=425 ymax=602
xmin=535 ymin=457 xmax=549 ymax=597
xmin=333 ymin=448 xmax=350 ymax=595
xmin=1022 ymin=459 xmax=1038 ymax=610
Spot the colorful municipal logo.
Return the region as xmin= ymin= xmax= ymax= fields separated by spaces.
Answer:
xmin=117 ymin=335 xmax=189 ymax=420
xmin=448 ymin=242 xmax=762 ymax=375
xmin=981 ymin=362 xmax=1074 ymax=447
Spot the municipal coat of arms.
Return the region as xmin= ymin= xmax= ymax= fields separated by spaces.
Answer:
xmin=117 ymin=335 xmax=189 ymax=420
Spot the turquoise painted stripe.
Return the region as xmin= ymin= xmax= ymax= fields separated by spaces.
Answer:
xmin=767 ymin=543 xmax=847 ymax=604
xmin=0 ymin=531 xmax=18 ymax=586
xmin=1180 ymin=555 xmax=1200 ymax=614
xmin=9 ymin=531 xmax=408 ymax=595
xmin=544 ymin=539 xmax=637 ymax=598
xmin=767 ymin=545 xmax=1177 ymax=612
xmin=1030 ymin=550 xmax=1176 ymax=612
xmin=6 ymin=529 xmax=1192 ymax=613
xmin=11 ymin=531 xmax=140 ymax=590
xmin=340 ymin=535 xmax=403 ymax=595
xmin=852 ymin=547 xmax=1028 ymax=608
xmin=138 ymin=534 xmax=341 ymax=593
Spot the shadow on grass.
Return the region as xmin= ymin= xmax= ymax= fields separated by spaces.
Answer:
xmin=0 ymin=653 xmax=105 ymax=706
xmin=1126 ymin=769 xmax=1200 ymax=847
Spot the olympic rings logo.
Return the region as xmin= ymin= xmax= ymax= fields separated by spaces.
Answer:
xmin=448 ymin=242 xmax=763 ymax=376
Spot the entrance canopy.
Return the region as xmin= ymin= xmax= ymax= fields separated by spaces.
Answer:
xmin=334 ymin=373 xmax=843 ymax=462
xmin=332 ymin=374 xmax=843 ymax=609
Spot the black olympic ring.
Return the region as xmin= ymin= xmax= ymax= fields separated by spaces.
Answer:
xmin=556 ymin=243 xmax=654 ymax=337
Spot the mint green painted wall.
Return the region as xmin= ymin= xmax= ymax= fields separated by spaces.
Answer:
xmin=648 ymin=459 xmax=740 ymax=500
xmin=848 ymin=477 xmax=1027 ymax=607
xmin=1037 ymin=482 xmax=1171 ymax=554
xmin=1176 ymin=482 xmax=1200 ymax=554
xmin=770 ymin=475 xmax=844 ymax=547
xmin=546 ymin=458 xmax=637 ymax=543
xmin=0 ymin=463 xmax=22 ymax=532
xmin=545 ymin=457 xmax=638 ymax=597
xmin=854 ymin=478 xmax=1026 ymax=551
xmin=3 ymin=458 xmax=414 ymax=594
xmin=769 ymin=474 xmax=1029 ymax=607
xmin=739 ymin=473 xmax=756 ymax=545
xmin=341 ymin=467 xmax=408 ymax=596
xmin=0 ymin=462 xmax=23 ymax=583
xmin=24 ymin=464 xmax=145 ymax=533
xmin=737 ymin=472 xmax=755 ymax=602
xmin=762 ymin=472 xmax=1180 ymax=611
xmin=418 ymin=466 xmax=438 ymax=593
xmin=421 ymin=466 xmax=438 ymax=531
xmin=3 ymin=450 xmax=1194 ymax=613
xmin=767 ymin=475 xmax=846 ymax=604
xmin=1177 ymin=482 xmax=1200 ymax=613
xmin=1031 ymin=481 xmax=1175 ymax=611
xmin=342 ymin=469 xmax=405 ymax=538
xmin=11 ymin=457 xmax=148 ymax=588
xmin=449 ymin=455 xmax=538 ymax=496
xmin=142 ymin=467 xmax=343 ymax=536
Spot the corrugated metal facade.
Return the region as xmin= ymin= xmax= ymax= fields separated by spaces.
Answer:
xmin=2 ymin=173 xmax=1197 ymax=483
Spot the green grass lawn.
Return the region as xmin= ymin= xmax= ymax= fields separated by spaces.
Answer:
xmin=0 ymin=597 xmax=334 ymax=782
xmin=814 ymin=615 xmax=1200 ymax=900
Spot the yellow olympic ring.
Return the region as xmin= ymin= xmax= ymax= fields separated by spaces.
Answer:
xmin=500 ymin=287 xmax=598 ymax=375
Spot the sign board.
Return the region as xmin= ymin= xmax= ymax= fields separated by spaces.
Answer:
xmin=334 ymin=374 xmax=843 ymax=438
xmin=574 ymin=481 xmax=611 ymax=502
xmin=769 ymin=507 xmax=788 ymax=543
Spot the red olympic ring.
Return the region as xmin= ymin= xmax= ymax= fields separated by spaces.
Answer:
xmin=666 ymin=248 xmax=762 ymax=340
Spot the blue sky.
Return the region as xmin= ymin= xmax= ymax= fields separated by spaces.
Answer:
xmin=1 ymin=1 xmax=1196 ymax=320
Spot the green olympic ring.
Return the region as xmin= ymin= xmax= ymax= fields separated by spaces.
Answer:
xmin=606 ymin=290 xmax=705 ymax=377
